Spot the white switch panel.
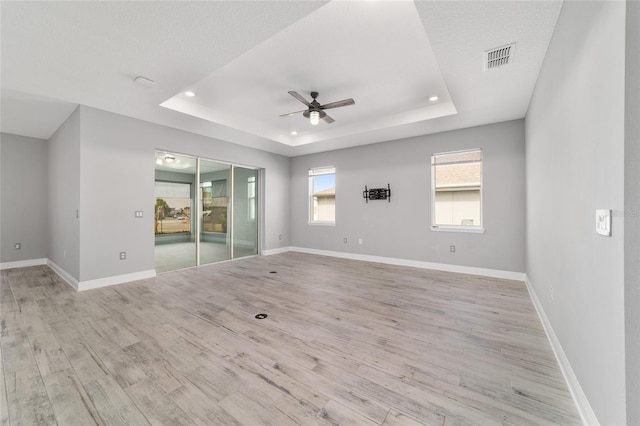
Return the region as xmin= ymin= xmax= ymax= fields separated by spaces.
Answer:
xmin=596 ymin=209 xmax=611 ymax=236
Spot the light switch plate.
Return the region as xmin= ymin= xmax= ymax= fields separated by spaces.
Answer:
xmin=596 ymin=209 xmax=611 ymax=236
xmin=135 ymin=211 xmax=143 ymax=218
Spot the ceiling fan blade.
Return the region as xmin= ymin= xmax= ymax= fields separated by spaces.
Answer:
xmin=288 ymin=91 xmax=311 ymax=107
xmin=320 ymin=98 xmax=355 ymax=110
xmin=322 ymin=114 xmax=335 ymax=124
xmin=279 ymin=109 xmax=307 ymax=117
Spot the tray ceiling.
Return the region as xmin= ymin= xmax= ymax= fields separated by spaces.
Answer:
xmin=1 ymin=1 xmax=563 ymax=156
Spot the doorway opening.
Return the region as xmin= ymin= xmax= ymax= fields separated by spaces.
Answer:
xmin=154 ymin=151 xmax=259 ymax=273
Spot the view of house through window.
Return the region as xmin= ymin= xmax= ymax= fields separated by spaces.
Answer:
xmin=309 ymin=166 xmax=336 ymax=223
xmin=154 ymin=181 xmax=192 ymax=234
xmin=432 ymin=149 xmax=482 ymax=228
xmin=201 ymin=180 xmax=227 ymax=233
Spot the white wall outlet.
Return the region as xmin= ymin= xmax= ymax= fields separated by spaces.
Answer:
xmin=450 ymin=245 xmax=456 ymax=253
xmin=358 ymin=238 xmax=363 ymax=245
xmin=343 ymin=238 xmax=348 ymax=243
xmin=13 ymin=243 xmax=21 ymax=250
xmin=120 ymin=251 xmax=126 ymax=260
xmin=279 ymin=234 xmax=282 ymax=240
xmin=596 ymin=209 xmax=611 ymax=236
xmin=135 ymin=211 xmax=143 ymax=218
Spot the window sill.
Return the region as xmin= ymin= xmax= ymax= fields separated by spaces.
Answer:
xmin=308 ymin=221 xmax=336 ymax=226
xmin=430 ymin=226 xmax=485 ymax=234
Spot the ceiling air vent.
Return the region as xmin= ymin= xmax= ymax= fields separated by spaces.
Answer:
xmin=484 ymin=43 xmax=515 ymax=70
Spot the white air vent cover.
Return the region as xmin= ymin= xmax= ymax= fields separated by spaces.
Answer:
xmin=484 ymin=43 xmax=515 ymax=70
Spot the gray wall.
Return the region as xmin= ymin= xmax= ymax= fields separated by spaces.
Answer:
xmin=525 ymin=2 xmax=626 ymax=424
xmin=625 ymin=0 xmax=640 ymax=423
xmin=290 ymin=120 xmax=525 ymax=273
xmin=0 ymin=133 xmax=49 ymax=263
xmin=78 ymin=106 xmax=290 ymax=281
xmin=48 ymin=108 xmax=81 ymax=279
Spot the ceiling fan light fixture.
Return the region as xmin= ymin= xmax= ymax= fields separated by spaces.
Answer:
xmin=309 ymin=110 xmax=320 ymax=125
xmin=283 ymin=91 xmax=352 ymax=125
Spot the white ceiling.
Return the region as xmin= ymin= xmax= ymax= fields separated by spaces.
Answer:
xmin=1 ymin=1 xmax=563 ymax=157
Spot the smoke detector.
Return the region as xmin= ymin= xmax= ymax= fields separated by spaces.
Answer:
xmin=484 ymin=43 xmax=515 ymax=70
xmin=134 ymin=76 xmax=157 ymax=88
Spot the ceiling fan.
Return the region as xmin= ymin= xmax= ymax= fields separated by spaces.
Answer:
xmin=280 ymin=91 xmax=355 ymax=125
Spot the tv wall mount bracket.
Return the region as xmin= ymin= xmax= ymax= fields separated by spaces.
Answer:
xmin=363 ymin=184 xmax=391 ymax=203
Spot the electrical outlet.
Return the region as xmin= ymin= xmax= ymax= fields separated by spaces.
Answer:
xmin=13 ymin=243 xmax=21 ymax=250
xmin=135 ymin=211 xmax=143 ymax=218
xmin=279 ymin=234 xmax=282 ymax=240
xmin=358 ymin=238 xmax=363 ymax=245
xmin=450 ymin=245 xmax=456 ymax=253
xmin=343 ymin=238 xmax=348 ymax=244
xmin=120 ymin=251 xmax=126 ymax=260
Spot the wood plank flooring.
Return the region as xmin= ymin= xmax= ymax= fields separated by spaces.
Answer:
xmin=0 ymin=253 xmax=582 ymax=425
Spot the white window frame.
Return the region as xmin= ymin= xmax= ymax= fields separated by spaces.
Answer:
xmin=430 ymin=149 xmax=485 ymax=233
xmin=247 ymin=175 xmax=256 ymax=221
xmin=308 ymin=166 xmax=336 ymax=226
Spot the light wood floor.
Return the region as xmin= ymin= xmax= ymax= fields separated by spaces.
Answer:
xmin=1 ymin=253 xmax=582 ymax=425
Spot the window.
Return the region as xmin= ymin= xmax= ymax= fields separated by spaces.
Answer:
xmin=431 ymin=149 xmax=483 ymax=231
xmin=309 ymin=166 xmax=336 ymax=224
xmin=248 ymin=176 xmax=256 ymax=221
xmin=201 ymin=180 xmax=228 ymax=233
xmin=155 ymin=181 xmax=192 ymax=234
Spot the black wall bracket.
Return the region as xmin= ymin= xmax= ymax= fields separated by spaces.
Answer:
xmin=363 ymin=184 xmax=391 ymax=203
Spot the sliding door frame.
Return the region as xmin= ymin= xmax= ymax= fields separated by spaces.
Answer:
xmin=155 ymin=149 xmax=262 ymax=269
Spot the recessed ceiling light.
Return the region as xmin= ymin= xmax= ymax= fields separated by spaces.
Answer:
xmin=429 ymin=96 xmax=439 ymax=102
xmin=290 ymin=131 xmax=298 ymax=135
xmin=185 ymin=91 xmax=195 ymax=97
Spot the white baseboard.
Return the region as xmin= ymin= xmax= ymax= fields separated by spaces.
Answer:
xmin=287 ymin=246 xmax=526 ymax=281
xmin=17 ymin=259 xmax=156 ymax=292
xmin=524 ymin=276 xmax=599 ymax=426
xmin=0 ymin=258 xmax=48 ymax=270
xmin=47 ymin=259 xmax=79 ymax=291
xmin=3 ymin=250 xmax=520 ymax=293
xmin=261 ymin=246 xmax=293 ymax=256
xmin=77 ymin=269 xmax=156 ymax=291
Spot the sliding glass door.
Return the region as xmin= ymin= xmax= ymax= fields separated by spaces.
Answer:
xmin=199 ymin=160 xmax=231 ymax=265
xmin=233 ymin=167 xmax=259 ymax=259
xmin=154 ymin=153 xmax=197 ymax=273
xmin=154 ymin=151 xmax=260 ymax=272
